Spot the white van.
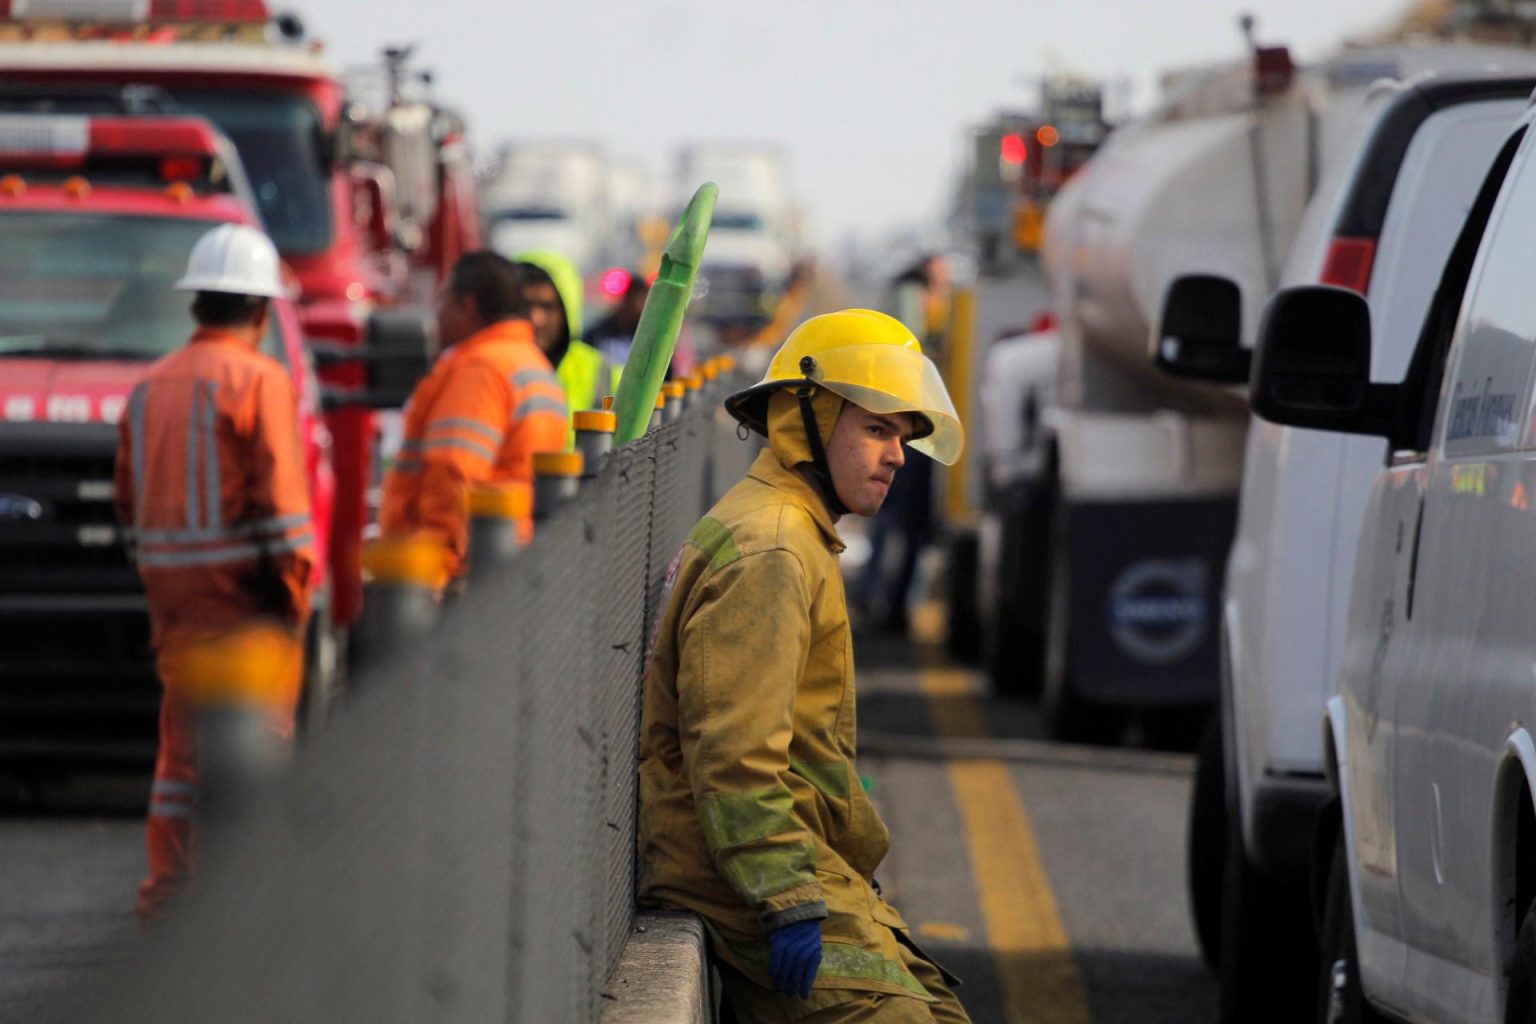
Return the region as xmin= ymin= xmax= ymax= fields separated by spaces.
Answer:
xmin=1157 ymin=74 xmax=1536 ymax=1021
xmin=1252 ymin=93 xmax=1536 ymax=1024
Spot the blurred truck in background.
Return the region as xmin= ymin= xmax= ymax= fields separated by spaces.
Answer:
xmin=676 ymin=141 xmax=797 ymax=330
xmin=0 ymin=0 xmax=484 ymax=640
xmin=0 ymin=0 xmax=483 ymax=765
xmin=957 ymin=78 xmax=1108 ymax=273
xmin=0 ymin=108 xmax=340 ymax=763
xmin=482 ymin=140 xmax=609 ymax=275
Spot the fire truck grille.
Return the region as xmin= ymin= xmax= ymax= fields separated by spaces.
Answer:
xmin=0 ymin=421 xmax=157 ymax=766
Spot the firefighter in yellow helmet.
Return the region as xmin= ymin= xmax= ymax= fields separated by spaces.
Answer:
xmin=638 ymin=309 xmax=970 ymax=1022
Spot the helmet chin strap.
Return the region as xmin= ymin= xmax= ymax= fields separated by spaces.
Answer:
xmin=796 ymin=356 xmax=848 ymax=517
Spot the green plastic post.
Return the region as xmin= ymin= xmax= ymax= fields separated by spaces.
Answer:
xmin=613 ymin=182 xmax=717 ymax=444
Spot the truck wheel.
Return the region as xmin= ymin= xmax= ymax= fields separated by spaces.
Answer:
xmin=1143 ymin=705 xmax=1208 ymax=751
xmin=945 ymin=528 xmax=982 ymax=663
xmin=297 ymin=593 xmax=345 ymax=738
xmin=1316 ymin=833 xmax=1388 ymax=1024
xmin=1041 ymin=540 xmax=1123 ymax=744
xmin=1210 ymin=810 xmax=1308 ymax=1024
xmin=990 ymin=479 xmax=1054 ymax=699
xmin=1186 ymin=710 xmax=1225 ymax=970
xmin=1217 ymin=789 xmax=1317 ymax=1023
xmin=1507 ymin=903 xmax=1536 ymax=1023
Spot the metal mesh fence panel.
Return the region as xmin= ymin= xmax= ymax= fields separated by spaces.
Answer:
xmin=67 ymin=376 xmax=754 ymax=1024
xmin=589 ymin=441 xmax=654 ymax=981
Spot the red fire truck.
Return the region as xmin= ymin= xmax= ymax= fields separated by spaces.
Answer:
xmin=0 ymin=0 xmax=483 ymax=636
xmin=0 ymin=110 xmax=339 ymax=763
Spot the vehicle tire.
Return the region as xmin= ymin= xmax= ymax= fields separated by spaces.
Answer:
xmin=1316 ymin=833 xmax=1389 ymax=1024
xmin=1216 ymin=783 xmax=1316 ymax=1023
xmin=1186 ymin=710 xmax=1226 ymax=970
xmin=989 ymin=481 xmax=1051 ymax=699
xmin=296 ymin=592 xmax=345 ymax=738
xmin=1143 ymin=704 xmax=1208 ymax=752
xmin=1506 ymin=902 xmax=1536 ymax=1024
xmin=1041 ymin=535 xmax=1123 ymax=744
xmin=945 ymin=529 xmax=983 ymax=663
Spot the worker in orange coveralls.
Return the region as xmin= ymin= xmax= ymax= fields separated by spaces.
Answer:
xmin=379 ymin=251 xmax=568 ymax=576
xmin=114 ymin=224 xmax=316 ymax=923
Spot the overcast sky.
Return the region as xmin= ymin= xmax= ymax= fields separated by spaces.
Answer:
xmin=302 ymin=0 xmax=1413 ymax=247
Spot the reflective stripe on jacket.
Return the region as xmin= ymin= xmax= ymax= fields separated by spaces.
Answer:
xmin=113 ymin=328 xmax=316 ymax=650
xmin=378 ymin=318 xmax=567 ymax=572
xmin=638 ymin=445 xmax=935 ymax=1003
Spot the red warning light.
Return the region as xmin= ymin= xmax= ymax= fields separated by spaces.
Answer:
xmin=1036 ymin=125 xmax=1060 ymax=148
xmin=1000 ymin=133 xmax=1028 ymax=164
xmin=599 ymin=267 xmax=632 ymax=297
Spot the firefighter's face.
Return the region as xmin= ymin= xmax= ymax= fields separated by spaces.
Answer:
xmin=524 ymin=282 xmax=565 ymax=355
xmin=825 ymin=404 xmax=913 ymax=517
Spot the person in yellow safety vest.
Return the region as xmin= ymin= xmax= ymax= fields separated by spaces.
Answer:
xmin=514 ymin=250 xmax=621 ymax=426
xmin=638 ymin=309 xmax=972 ymax=1023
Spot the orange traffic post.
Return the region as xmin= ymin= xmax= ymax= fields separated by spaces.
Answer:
xmin=649 ymin=390 xmax=665 ymax=432
xmin=663 ymin=381 xmax=686 ymax=424
xmin=354 ymin=534 xmax=449 ymax=674
xmin=163 ymin=622 xmax=303 ymax=832
xmin=533 ymin=450 xmax=585 ymax=521
xmin=468 ymin=483 xmax=533 ymax=578
xmin=574 ymin=409 xmax=617 ymax=477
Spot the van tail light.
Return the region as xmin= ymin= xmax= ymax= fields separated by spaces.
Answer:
xmin=1319 ymin=236 xmax=1377 ymax=294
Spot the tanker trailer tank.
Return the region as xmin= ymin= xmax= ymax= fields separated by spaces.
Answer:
xmin=1028 ymin=57 xmax=1316 ymax=743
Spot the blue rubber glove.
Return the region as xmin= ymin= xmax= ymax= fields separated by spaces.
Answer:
xmin=768 ymin=919 xmax=823 ymax=998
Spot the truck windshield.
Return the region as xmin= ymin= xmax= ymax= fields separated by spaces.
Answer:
xmin=169 ymin=91 xmax=332 ymax=255
xmin=712 ymin=212 xmax=765 ymax=231
xmin=0 ymin=212 xmax=283 ymax=362
xmin=493 ymin=208 xmax=568 ymax=222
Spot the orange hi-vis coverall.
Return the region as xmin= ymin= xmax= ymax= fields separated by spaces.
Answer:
xmin=379 ymin=318 xmax=568 ymax=573
xmin=113 ymin=326 xmax=316 ymax=922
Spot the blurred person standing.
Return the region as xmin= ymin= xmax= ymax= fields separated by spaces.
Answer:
xmin=514 ymin=250 xmax=620 ymax=415
xmin=854 ymin=255 xmax=951 ymax=634
xmin=586 ymin=270 xmax=650 ymax=367
xmin=379 ymin=252 xmax=567 ymax=576
xmin=639 ymin=310 xmax=971 ymax=1022
xmin=114 ymin=224 xmax=316 ymax=923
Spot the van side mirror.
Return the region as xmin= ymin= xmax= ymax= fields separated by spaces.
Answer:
xmin=1250 ymin=285 xmax=1397 ymax=437
xmin=316 ymin=310 xmax=435 ymax=410
xmin=1153 ymin=274 xmax=1250 ymax=384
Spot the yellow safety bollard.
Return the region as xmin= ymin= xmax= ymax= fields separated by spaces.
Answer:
xmin=355 ymin=534 xmax=449 ymax=672
xmin=163 ymin=622 xmax=303 ymax=831
xmin=663 ymin=381 xmax=686 ymax=424
xmin=649 ymin=390 xmax=665 ymax=432
xmin=574 ymin=410 xmax=617 ymax=476
xmin=468 ymin=483 xmax=532 ymax=578
xmin=533 ymin=450 xmax=585 ymax=521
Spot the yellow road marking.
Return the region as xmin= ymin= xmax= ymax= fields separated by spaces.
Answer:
xmin=917 ymin=921 xmax=972 ymax=943
xmin=922 ymin=664 xmax=1091 ymax=1024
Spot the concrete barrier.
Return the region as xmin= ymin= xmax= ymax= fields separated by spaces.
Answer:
xmin=600 ymin=912 xmax=711 ymax=1024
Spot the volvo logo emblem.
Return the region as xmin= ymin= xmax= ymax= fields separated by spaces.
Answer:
xmin=1106 ymin=558 xmax=1210 ymax=665
xmin=0 ymin=494 xmax=43 ymax=522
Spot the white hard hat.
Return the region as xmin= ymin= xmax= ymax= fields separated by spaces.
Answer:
xmin=175 ymin=223 xmax=289 ymax=298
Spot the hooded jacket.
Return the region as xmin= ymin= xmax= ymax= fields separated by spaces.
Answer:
xmin=637 ymin=388 xmax=937 ymax=1003
xmin=514 ymin=249 xmax=620 ymax=417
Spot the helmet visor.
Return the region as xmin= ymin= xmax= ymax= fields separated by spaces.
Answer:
xmin=802 ymin=344 xmax=964 ymax=465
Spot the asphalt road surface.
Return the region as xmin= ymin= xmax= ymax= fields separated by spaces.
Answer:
xmin=0 ymin=623 xmax=1215 ymax=1024
xmin=0 ymin=267 xmax=1217 ymax=1023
